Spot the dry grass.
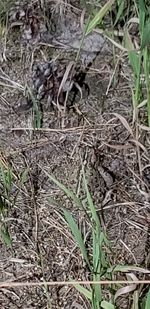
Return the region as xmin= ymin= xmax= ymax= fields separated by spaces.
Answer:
xmin=0 ymin=0 xmax=150 ymax=308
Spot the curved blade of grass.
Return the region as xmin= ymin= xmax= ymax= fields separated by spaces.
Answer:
xmin=71 ymin=282 xmax=92 ymax=300
xmin=108 ymin=265 xmax=150 ymax=274
xmin=114 ymin=284 xmax=137 ymax=301
xmin=145 ymin=289 xmax=150 ymax=309
xmin=101 ymin=300 xmax=115 ymax=309
xmin=113 ymin=113 xmax=134 ymax=136
xmin=63 ymin=208 xmax=91 ymax=270
xmin=40 ymin=168 xmax=82 ymax=208
xmin=86 ymin=0 xmax=115 ymax=35
xmin=82 ymin=168 xmax=102 ymax=305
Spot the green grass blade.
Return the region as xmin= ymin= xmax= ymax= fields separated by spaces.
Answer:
xmin=138 ymin=0 xmax=150 ymax=49
xmin=138 ymin=0 xmax=146 ymax=12
xmin=143 ymin=47 xmax=150 ymax=126
xmin=101 ymin=300 xmax=115 ymax=309
xmin=92 ymin=238 xmax=101 ymax=305
xmin=26 ymin=86 xmax=42 ymax=128
xmin=82 ymin=169 xmax=100 ymax=229
xmin=145 ymin=289 xmax=150 ymax=309
xmin=41 ymin=169 xmax=82 ymax=208
xmin=63 ymin=208 xmax=91 ymax=270
xmin=86 ymin=0 xmax=115 ymax=35
xmin=75 ymin=15 xmax=91 ymax=62
xmin=124 ymin=29 xmax=141 ymax=79
xmin=114 ymin=0 xmax=125 ymax=26
xmin=93 ymin=276 xmax=101 ymax=306
xmin=138 ymin=0 xmax=146 ymax=35
xmin=93 ymin=229 xmax=102 ymax=273
xmin=72 ymin=282 xmax=92 ymax=300
xmin=124 ymin=28 xmax=134 ymax=51
xmin=141 ymin=20 xmax=150 ymax=49
xmin=1 ymin=225 xmax=12 ymax=246
xmin=0 ymin=165 xmax=13 ymax=198
xmin=82 ymin=168 xmax=104 ymax=305
xmin=123 ymin=28 xmax=142 ymax=107
xmin=128 ymin=51 xmax=141 ymax=78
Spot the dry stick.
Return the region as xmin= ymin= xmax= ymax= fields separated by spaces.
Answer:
xmin=11 ymin=126 xmax=86 ymax=132
xmin=70 ymin=123 xmax=86 ymax=158
xmin=10 ymin=125 xmax=117 ymax=133
xmin=106 ymin=51 xmax=124 ymax=95
xmin=0 ymin=74 xmax=24 ymax=90
xmin=119 ymin=239 xmax=137 ymax=265
xmin=0 ymin=81 xmax=24 ymax=90
xmin=58 ymin=0 xmax=81 ymax=11
xmin=127 ymin=165 xmax=149 ymax=190
xmin=0 ymin=280 xmax=150 ymax=288
xmin=57 ymin=61 xmax=75 ymax=106
xmin=3 ymin=14 xmax=8 ymax=62
xmin=61 ymin=90 xmax=69 ymax=129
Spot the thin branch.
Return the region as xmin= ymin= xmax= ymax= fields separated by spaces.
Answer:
xmin=0 ymin=280 xmax=150 ymax=288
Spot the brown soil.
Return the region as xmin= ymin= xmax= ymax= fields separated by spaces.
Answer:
xmin=0 ymin=1 xmax=150 ymax=308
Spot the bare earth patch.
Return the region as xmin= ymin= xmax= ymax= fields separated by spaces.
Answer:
xmin=0 ymin=1 xmax=150 ymax=308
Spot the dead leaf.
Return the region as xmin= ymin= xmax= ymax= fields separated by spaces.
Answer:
xmin=113 ymin=113 xmax=134 ymax=136
xmin=57 ymin=61 xmax=75 ymax=106
xmin=104 ymin=142 xmax=131 ymax=150
xmin=129 ymin=139 xmax=147 ymax=153
xmin=114 ymin=284 xmax=137 ymax=301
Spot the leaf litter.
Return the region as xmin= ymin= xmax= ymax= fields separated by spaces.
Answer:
xmin=0 ymin=0 xmax=150 ymax=308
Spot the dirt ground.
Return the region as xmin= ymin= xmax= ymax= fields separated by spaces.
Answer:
xmin=0 ymin=1 xmax=150 ymax=308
